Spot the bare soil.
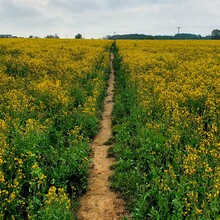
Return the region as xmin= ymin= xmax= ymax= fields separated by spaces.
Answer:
xmin=77 ymin=53 xmax=127 ymax=220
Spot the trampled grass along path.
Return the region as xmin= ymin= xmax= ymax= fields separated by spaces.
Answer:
xmin=78 ymin=52 xmax=127 ymax=220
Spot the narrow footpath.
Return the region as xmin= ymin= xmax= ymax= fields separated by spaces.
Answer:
xmin=77 ymin=52 xmax=126 ymax=220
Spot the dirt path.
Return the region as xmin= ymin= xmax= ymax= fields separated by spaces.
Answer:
xmin=77 ymin=52 xmax=126 ymax=220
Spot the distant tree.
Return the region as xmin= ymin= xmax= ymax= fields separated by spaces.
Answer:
xmin=45 ymin=34 xmax=59 ymax=39
xmin=204 ymin=35 xmax=212 ymax=40
xmin=75 ymin=33 xmax=83 ymax=39
xmin=106 ymin=34 xmax=154 ymax=40
xmin=174 ymin=33 xmax=203 ymax=40
xmin=105 ymin=33 xmax=209 ymax=40
xmin=29 ymin=35 xmax=39 ymax=38
xmin=211 ymin=29 xmax=220 ymax=39
xmin=104 ymin=35 xmax=111 ymax=39
xmin=154 ymin=35 xmax=174 ymax=40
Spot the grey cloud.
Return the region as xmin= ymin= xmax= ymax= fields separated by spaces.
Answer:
xmin=0 ymin=0 xmax=219 ymax=38
xmin=1 ymin=1 xmax=40 ymax=18
xmin=0 ymin=0 xmax=61 ymax=36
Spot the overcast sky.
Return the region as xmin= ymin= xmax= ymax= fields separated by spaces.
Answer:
xmin=0 ymin=0 xmax=219 ymax=38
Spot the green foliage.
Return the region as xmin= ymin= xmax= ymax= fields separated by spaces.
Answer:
xmin=107 ymin=34 xmax=154 ymax=40
xmin=211 ymin=29 xmax=220 ymax=40
xmin=0 ymin=39 xmax=111 ymax=219
xmin=75 ymin=33 xmax=83 ymax=39
xmin=107 ymin=34 xmax=210 ymax=40
xmin=111 ymin=42 xmax=220 ymax=219
xmin=174 ymin=33 xmax=203 ymax=39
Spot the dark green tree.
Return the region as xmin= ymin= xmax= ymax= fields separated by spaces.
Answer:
xmin=211 ymin=29 xmax=220 ymax=39
xmin=75 ymin=33 xmax=83 ymax=39
xmin=45 ymin=34 xmax=59 ymax=38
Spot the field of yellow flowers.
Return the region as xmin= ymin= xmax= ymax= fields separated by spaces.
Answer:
xmin=112 ymin=40 xmax=220 ymax=219
xmin=0 ymin=38 xmax=111 ymax=219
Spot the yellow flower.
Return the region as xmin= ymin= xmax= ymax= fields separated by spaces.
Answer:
xmin=0 ymin=170 xmax=5 ymax=182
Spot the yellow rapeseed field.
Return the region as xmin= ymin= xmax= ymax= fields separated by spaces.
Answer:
xmin=1 ymin=38 xmax=219 ymax=219
xmin=0 ymin=38 xmax=111 ymax=219
xmin=112 ymin=40 xmax=220 ymax=219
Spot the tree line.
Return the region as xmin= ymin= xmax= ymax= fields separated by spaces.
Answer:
xmin=106 ymin=33 xmax=213 ymax=40
xmin=29 ymin=33 xmax=83 ymax=39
